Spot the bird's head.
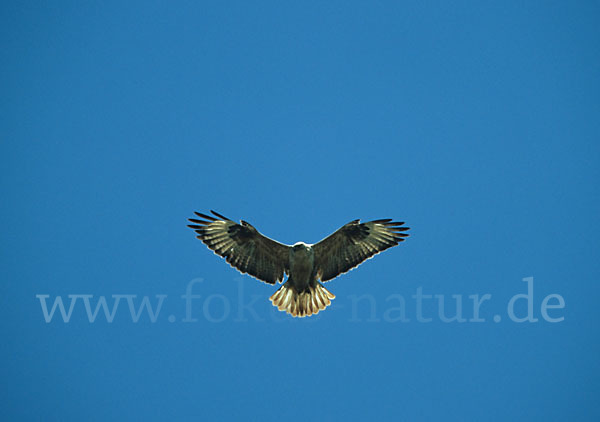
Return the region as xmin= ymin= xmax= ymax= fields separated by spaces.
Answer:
xmin=292 ymin=242 xmax=309 ymax=251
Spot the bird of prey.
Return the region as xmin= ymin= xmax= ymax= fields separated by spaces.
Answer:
xmin=187 ymin=210 xmax=410 ymax=317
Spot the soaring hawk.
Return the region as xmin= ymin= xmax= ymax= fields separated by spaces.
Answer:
xmin=188 ymin=210 xmax=410 ymax=317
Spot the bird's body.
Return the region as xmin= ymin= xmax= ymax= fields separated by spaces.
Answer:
xmin=289 ymin=242 xmax=314 ymax=291
xmin=188 ymin=210 xmax=410 ymax=317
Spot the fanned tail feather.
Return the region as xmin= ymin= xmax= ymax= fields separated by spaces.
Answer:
xmin=269 ymin=281 xmax=335 ymax=317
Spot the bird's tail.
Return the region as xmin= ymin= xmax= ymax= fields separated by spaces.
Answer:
xmin=269 ymin=281 xmax=335 ymax=317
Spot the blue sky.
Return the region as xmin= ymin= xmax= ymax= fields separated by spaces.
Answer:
xmin=2 ymin=1 xmax=599 ymax=420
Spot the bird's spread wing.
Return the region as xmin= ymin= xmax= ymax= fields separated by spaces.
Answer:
xmin=312 ymin=219 xmax=410 ymax=282
xmin=188 ymin=210 xmax=290 ymax=284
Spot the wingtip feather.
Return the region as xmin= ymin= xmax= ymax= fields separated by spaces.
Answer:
xmin=194 ymin=212 xmax=217 ymax=221
xmin=210 ymin=210 xmax=229 ymax=220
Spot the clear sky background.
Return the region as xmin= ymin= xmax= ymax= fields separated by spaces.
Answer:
xmin=2 ymin=1 xmax=599 ymax=421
